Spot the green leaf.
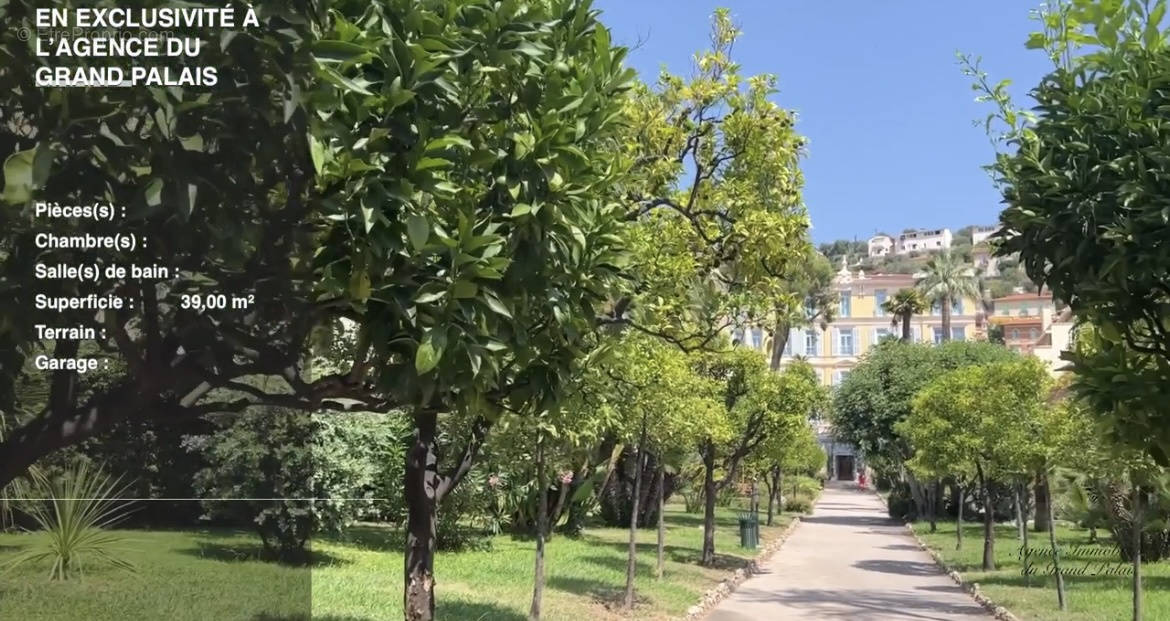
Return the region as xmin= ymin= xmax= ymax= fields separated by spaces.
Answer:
xmin=452 ymin=281 xmax=478 ymax=298
xmin=349 ymin=270 xmax=371 ymax=301
xmin=425 ymin=136 xmax=474 ymax=152
xmin=483 ymin=292 xmax=513 ymax=318
xmin=1 ymin=148 xmax=36 ymax=204
xmin=145 ymin=178 xmax=163 ymax=207
xmin=407 ymin=214 xmax=429 ymax=250
xmin=415 ymin=333 xmax=442 ymax=374
xmin=312 ymin=40 xmax=373 ymax=63
xmin=415 ymin=290 xmax=446 ymax=304
xmin=415 ymin=157 xmax=451 ymax=171
xmin=388 ymin=76 xmax=416 ymax=109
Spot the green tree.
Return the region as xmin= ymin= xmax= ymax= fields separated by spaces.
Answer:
xmin=767 ymin=249 xmax=837 ymax=370
xmin=746 ymin=383 xmax=827 ymax=526
xmin=916 ymin=250 xmax=979 ymax=342
xmin=613 ymin=7 xmax=810 ymax=352
xmin=902 ymin=358 xmax=1052 ymax=571
xmin=881 ymin=288 xmax=928 ymax=342
xmin=596 ymin=335 xmax=721 ymax=609
xmin=971 ymin=1 xmax=1170 ymax=462
xmin=694 ymin=350 xmax=814 ymax=565
xmin=833 ymin=341 xmax=1017 ymax=517
xmin=0 ymin=0 xmax=331 ymax=488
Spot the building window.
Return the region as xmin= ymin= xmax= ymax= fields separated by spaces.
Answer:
xmin=750 ymin=328 xmax=763 ymax=349
xmin=805 ymin=330 xmax=820 ymax=357
xmin=784 ymin=330 xmax=795 ymax=356
xmin=951 ymin=327 xmax=965 ymax=341
xmin=838 ymin=329 xmax=854 ymax=356
xmin=804 ymin=297 xmax=816 ymax=319
xmin=1029 ymin=327 xmax=1039 ymax=340
xmin=932 ymin=327 xmax=945 ymax=344
xmin=733 ymin=329 xmax=744 ymax=344
xmin=952 ymin=298 xmax=963 ymax=315
xmin=839 ymin=290 xmax=852 ymax=318
xmin=873 ymin=327 xmax=893 ymax=343
xmin=832 ymin=370 xmax=851 ymax=386
xmin=874 ymin=289 xmax=887 ymax=316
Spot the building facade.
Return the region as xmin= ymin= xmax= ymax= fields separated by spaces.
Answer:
xmin=988 ymin=293 xmax=1056 ymax=355
xmin=733 ymin=264 xmax=982 ymax=481
xmin=896 ymin=228 xmax=952 ymax=255
xmin=772 ymin=267 xmax=981 ymax=387
xmin=867 ymin=234 xmax=895 ymax=257
xmin=970 ymin=225 xmax=997 ymax=246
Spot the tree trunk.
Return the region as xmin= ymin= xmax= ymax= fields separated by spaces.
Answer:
xmin=1034 ymin=472 xmax=1050 ymax=532
xmin=977 ymin=462 xmax=995 ymax=571
xmin=405 ymin=411 xmax=439 ymax=621
xmin=941 ymin=293 xmax=952 ymax=341
xmin=656 ymin=465 xmax=666 ymax=580
xmin=956 ymin=483 xmax=964 ymax=551
xmin=901 ymin=312 xmax=912 ymax=341
xmin=770 ymin=318 xmax=790 ymax=370
xmin=927 ymin=480 xmax=938 ymax=533
xmin=766 ymin=466 xmax=781 ymax=526
xmin=1043 ymin=472 xmax=1066 ymax=611
xmin=529 ymin=434 xmax=547 ymax=621
xmin=906 ymin=471 xmax=927 ymax=520
xmin=1133 ymin=481 xmax=1143 ymax=621
xmin=701 ymin=443 xmax=718 ymax=566
xmin=1015 ymin=482 xmax=1026 ymax=541
xmin=624 ymin=416 xmax=648 ymax=610
xmin=547 ymin=475 xmax=572 ymax=541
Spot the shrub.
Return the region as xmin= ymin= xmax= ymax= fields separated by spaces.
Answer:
xmin=193 ymin=408 xmax=404 ymax=563
xmin=784 ymin=495 xmax=813 ymax=514
xmin=886 ymin=482 xmax=916 ymax=522
xmin=4 ymin=461 xmax=136 ymax=580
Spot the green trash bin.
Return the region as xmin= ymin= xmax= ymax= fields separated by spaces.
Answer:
xmin=738 ymin=512 xmax=759 ymax=549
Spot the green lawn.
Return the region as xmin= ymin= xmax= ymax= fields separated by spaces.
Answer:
xmin=912 ymin=520 xmax=1170 ymax=621
xmin=0 ymin=503 xmax=803 ymax=621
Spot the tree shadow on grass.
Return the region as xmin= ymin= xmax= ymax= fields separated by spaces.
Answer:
xmin=436 ymin=601 xmax=527 ymax=621
xmin=547 ymin=575 xmax=650 ymax=610
xmin=324 ymin=524 xmax=405 ymax=553
xmin=576 ymin=535 xmax=749 ymax=571
xmin=179 ymin=540 xmax=350 ymax=567
xmin=251 ymin=615 xmax=378 ymax=621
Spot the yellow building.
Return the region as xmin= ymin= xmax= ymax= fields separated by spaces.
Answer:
xmin=736 ymin=267 xmax=983 ymax=387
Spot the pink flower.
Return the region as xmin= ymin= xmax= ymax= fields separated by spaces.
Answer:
xmin=488 ymin=474 xmax=501 ymax=489
xmin=559 ymin=471 xmax=574 ymax=485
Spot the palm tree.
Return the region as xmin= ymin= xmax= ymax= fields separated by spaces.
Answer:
xmin=882 ymin=288 xmax=927 ymax=341
xmin=917 ymin=250 xmax=980 ymax=342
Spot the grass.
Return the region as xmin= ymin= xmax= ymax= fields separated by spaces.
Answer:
xmin=912 ymin=520 xmax=1170 ymax=621
xmin=0 ymin=501 xmax=808 ymax=621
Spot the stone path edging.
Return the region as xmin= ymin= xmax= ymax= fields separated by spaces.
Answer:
xmin=681 ymin=507 xmax=810 ymax=620
xmin=874 ymin=488 xmax=1023 ymax=621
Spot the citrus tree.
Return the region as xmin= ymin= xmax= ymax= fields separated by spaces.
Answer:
xmin=903 ymin=358 xmax=1052 ymax=571
xmin=974 ymin=0 xmax=1170 ymax=461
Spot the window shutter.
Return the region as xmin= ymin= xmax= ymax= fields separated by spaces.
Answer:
xmin=852 ymin=328 xmax=859 ymax=355
xmin=830 ymin=328 xmax=838 ymax=356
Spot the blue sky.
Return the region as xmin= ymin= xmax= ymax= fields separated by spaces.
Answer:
xmin=593 ymin=1 xmax=1055 ymax=244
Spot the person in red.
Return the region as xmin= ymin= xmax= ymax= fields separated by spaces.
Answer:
xmin=858 ymin=471 xmax=867 ymax=490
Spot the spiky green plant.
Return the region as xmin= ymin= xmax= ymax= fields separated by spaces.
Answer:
xmin=4 ymin=461 xmax=136 ymax=580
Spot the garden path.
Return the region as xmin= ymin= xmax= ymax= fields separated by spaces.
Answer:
xmin=706 ymin=483 xmax=991 ymax=620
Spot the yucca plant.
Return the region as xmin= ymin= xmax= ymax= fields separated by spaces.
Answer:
xmin=4 ymin=461 xmax=137 ymax=580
